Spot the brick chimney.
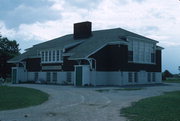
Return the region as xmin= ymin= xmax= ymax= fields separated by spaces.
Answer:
xmin=73 ymin=21 xmax=92 ymax=39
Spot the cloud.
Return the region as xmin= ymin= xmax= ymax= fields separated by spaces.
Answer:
xmin=0 ymin=0 xmax=59 ymax=28
xmin=1 ymin=0 xmax=180 ymax=50
xmin=0 ymin=21 xmax=16 ymax=38
xmin=1 ymin=0 xmax=180 ymax=73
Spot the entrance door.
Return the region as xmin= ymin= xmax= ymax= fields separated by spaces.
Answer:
xmin=75 ymin=66 xmax=82 ymax=86
xmin=12 ymin=69 xmax=17 ymax=84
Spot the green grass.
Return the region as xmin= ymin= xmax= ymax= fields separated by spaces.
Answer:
xmin=0 ymin=86 xmax=49 ymax=111
xmin=96 ymin=88 xmax=142 ymax=92
xmin=121 ymin=91 xmax=180 ymax=121
xmin=163 ymin=78 xmax=180 ymax=83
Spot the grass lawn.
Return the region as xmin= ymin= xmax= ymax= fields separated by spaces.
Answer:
xmin=121 ymin=91 xmax=180 ymax=121
xmin=0 ymin=86 xmax=49 ymax=111
xmin=96 ymin=87 xmax=142 ymax=92
xmin=163 ymin=78 xmax=180 ymax=83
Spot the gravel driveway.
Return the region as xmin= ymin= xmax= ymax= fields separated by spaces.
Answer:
xmin=1 ymin=83 xmax=180 ymax=121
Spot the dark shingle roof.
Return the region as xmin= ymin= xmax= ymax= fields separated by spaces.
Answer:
xmin=68 ymin=28 xmax=158 ymax=59
xmin=8 ymin=27 xmax=160 ymax=63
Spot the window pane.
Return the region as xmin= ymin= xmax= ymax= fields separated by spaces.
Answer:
xmin=41 ymin=51 xmax=44 ymax=62
xmin=128 ymin=72 xmax=133 ymax=82
xmin=57 ymin=50 xmax=60 ymax=61
xmin=134 ymin=72 xmax=138 ymax=82
xmin=148 ymin=72 xmax=151 ymax=82
xmin=45 ymin=51 xmax=48 ymax=62
xmin=49 ymin=51 xmax=51 ymax=62
xmin=128 ymin=51 xmax=133 ymax=61
xmin=151 ymin=53 xmax=155 ymax=63
xmin=52 ymin=72 xmax=57 ymax=82
xmin=152 ymin=73 xmax=155 ymax=82
xmin=46 ymin=72 xmax=51 ymax=82
xmin=53 ymin=50 xmax=55 ymax=61
xmin=34 ymin=72 xmax=38 ymax=81
xmin=60 ymin=50 xmax=63 ymax=61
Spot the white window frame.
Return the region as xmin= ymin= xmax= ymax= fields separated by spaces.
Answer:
xmin=128 ymin=38 xmax=156 ymax=64
xmin=40 ymin=49 xmax=63 ymax=63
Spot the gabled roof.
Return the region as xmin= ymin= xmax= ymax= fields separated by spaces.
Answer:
xmin=8 ymin=27 xmax=160 ymax=63
xmin=68 ymin=28 xmax=158 ymax=60
xmin=8 ymin=34 xmax=79 ymax=62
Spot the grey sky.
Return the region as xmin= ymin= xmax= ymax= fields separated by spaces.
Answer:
xmin=0 ymin=0 xmax=180 ymax=73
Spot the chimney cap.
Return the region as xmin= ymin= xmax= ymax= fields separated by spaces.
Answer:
xmin=73 ymin=21 xmax=92 ymax=40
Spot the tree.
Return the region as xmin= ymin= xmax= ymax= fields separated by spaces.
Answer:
xmin=162 ymin=70 xmax=173 ymax=80
xmin=0 ymin=35 xmax=20 ymax=79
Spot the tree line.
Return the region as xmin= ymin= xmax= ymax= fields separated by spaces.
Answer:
xmin=0 ymin=34 xmax=20 ymax=79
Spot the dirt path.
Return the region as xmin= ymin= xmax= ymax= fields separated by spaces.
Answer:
xmin=0 ymin=83 xmax=180 ymax=121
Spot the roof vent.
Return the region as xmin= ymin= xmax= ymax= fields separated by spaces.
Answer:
xmin=73 ymin=21 xmax=92 ymax=39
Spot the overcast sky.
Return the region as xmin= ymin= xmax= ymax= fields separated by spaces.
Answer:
xmin=0 ymin=0 xmax=180 ymax=73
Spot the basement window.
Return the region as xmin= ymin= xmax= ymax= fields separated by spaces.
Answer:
xmin=152 ymin=72 xmax=155 ymax=82
xmin=46 ymin=72 xmax=51 ymax=82
xmin=134 ymin=72 xmax=138 ymax=82
xmin=128 ymin=72 xmax=133 ymax=82
xmin=147 ymin=72 xmax=151 ymax=82
xmin=34 ymin=72 xmax=38 ymax=82
xmin=52 ymin=72 xmax=57 ymax=82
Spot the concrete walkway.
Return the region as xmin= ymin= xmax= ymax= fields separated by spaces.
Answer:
xmin=1 ymin=83 xmax=180 ymax=121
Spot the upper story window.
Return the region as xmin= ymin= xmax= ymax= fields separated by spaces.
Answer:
xmin=53 ymin=50 xmax=56 ymax=61
xmin=41 ymin=52 xmax=44 ymax=62
xmin=40 ymin=49 xmax=63 ymax=63
xmin=128 ymin=51 xmax=133 ymax=62
xmin=49 ymin=51 xmax=51 ymax=62
xmin=57 ymin=50 xmax=60 ymax=61
xmin=151 ymin=53 xmax=155 ymax=63
xmin=45 ymin=51 xmax=48 ymax=62
xmin=128 ymin=38 xmax=156 ymax=64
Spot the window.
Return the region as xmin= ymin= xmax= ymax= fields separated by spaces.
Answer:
xmin=46 ymin=72 xmax=51 ymax=82
xmin=152 ymin=72 xmax=155 ymax=82
xmin=52 ymin=72 xmax=57 ymax=82
xmin=128 ymin=72 xmax=133 ymax=82
xmin=41 ymin=52 xmax=44 ymax=62
xmin=37 ymin=51 xmax=40 ymax=56
xmin=128 ymin=38 xmax=156 ymax=64
xmin=57 ymin=50 xmax=60 ymax=61
xmin=53 ymin=50 xmax=56 ymax=61
xmin=147 ymin=72 xmax=151 ymax=82
xmin=67 ymin=72 xmax=72 ymax=82
xmin=128 ymin=51 xmax=133 ymax=61
xmin=60 ymin=50 xmax=63 ymax=61
xmin=41 ymin=49 xmax=63 ymax=63
xmin=134 ymin=72 xmax=138 ymax=82
xmin=45 ymin=51 xmax=48 ymax=62
xmin=151 ymin=53 xmax=155 ymax=63
xmin=49 ymin=51 xmax=52 ymax=62
xmin=34 ymin=72 xmax=38 ymax=81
